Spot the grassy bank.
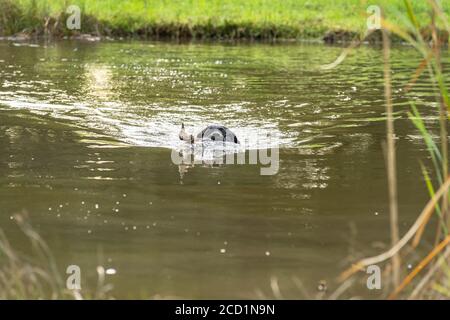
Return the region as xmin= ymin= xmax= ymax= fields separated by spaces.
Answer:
xmin=0 ymin=0 xmax=449 ymax=41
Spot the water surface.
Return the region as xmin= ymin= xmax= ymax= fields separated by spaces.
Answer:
xmin=0 ymin=40 xmax=447 ymax=298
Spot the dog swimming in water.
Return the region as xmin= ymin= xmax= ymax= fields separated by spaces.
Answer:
xmin=179 ymin=123 xmax=239 ymax=144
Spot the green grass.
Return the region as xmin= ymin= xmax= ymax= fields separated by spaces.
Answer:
xmin=1 ymin=0 xmax=449 ymax=40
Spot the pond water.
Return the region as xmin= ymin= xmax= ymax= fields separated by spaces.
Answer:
xmin=0 ymin=40 xmax=447 ymax=298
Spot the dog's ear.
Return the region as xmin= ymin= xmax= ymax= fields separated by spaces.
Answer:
xmin=181 ymin=123 xmax=185 ymax=129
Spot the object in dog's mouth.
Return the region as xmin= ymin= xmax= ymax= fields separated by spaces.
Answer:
xmin=179 ymin=123 xmax=239 ymax=144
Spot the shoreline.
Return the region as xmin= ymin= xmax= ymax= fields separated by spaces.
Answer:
xmin=1 ymin=1 xmax=448 ymax=45
xmin=1 ymin=30 xmax=447 ymax=47
xmin=2 ymin=21 xmax=448 ymax=46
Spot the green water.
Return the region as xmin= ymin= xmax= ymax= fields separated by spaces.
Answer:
xmin=0 ymin=40 xmax=446 ymax=298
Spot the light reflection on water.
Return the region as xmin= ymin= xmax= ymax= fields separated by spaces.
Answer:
xmin=0 ymin=40 xmax=447 ymax=298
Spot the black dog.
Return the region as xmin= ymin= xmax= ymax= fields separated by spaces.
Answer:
xmin=179 ymin=124 xmax=239 ymax=144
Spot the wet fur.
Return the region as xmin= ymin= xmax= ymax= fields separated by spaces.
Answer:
xmin=179 ymin=124 xmax=239 ymax=144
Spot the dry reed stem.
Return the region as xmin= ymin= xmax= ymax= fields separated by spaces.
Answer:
xmin=388 ymin=235 xmax=450 ymax=299
xmin=339 ymin=177 xmax=450 ymax=282
xmin=404 ymin=52 xmax=432 ymax=93
xmin=408 ymin=246 xmax=450 ymax=299
xmin=382 ymin=23 xmax=401 ymax=288
xmin=320 ymin=30 xmax=374 ymax=70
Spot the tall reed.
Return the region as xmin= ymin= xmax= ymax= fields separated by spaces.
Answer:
xmin=337 ymin=0 xmax=450 ymax=299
